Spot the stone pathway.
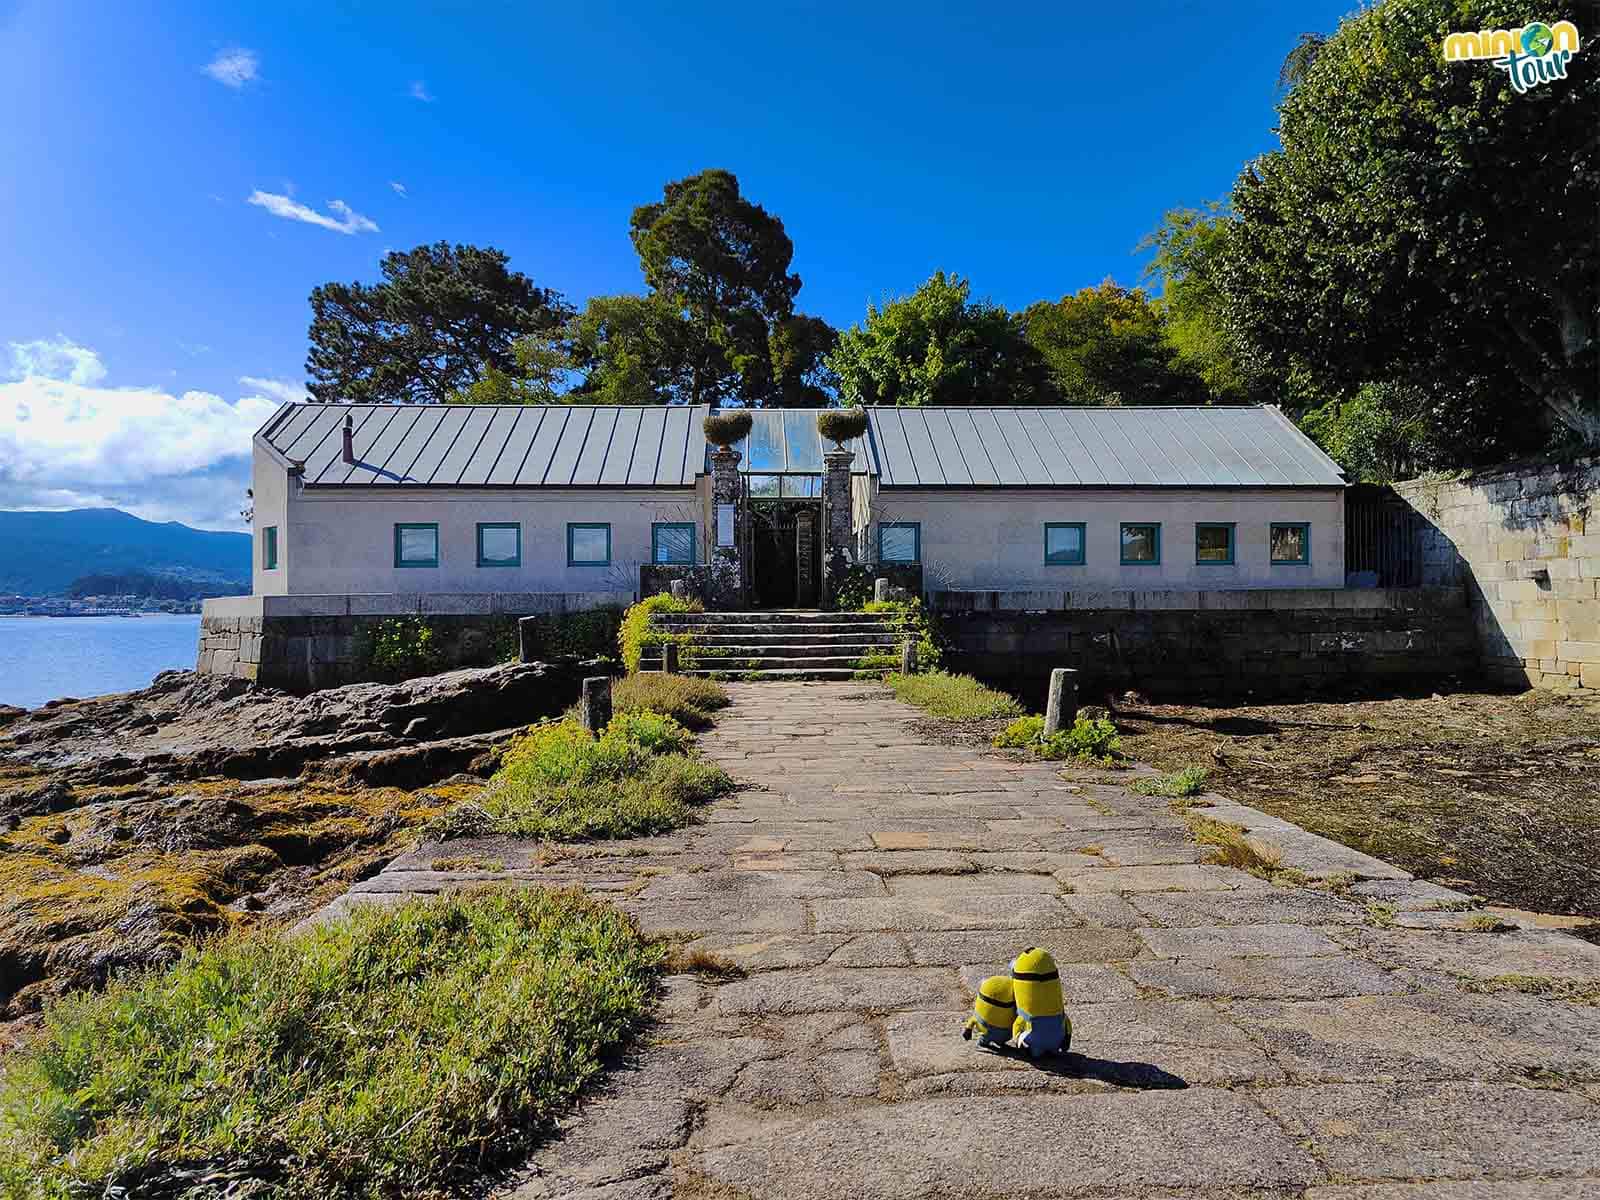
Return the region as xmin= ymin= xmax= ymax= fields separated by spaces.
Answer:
xmin=327 ymin=682 xmax=1600 ymax=1199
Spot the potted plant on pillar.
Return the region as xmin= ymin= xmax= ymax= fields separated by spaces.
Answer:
xmin=815 ymin=409 xmax=868 ymax=610
xmin=703 ymin=411 xmax=754 ymax=450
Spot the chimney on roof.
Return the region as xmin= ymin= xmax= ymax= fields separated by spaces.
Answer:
xmin=341 ymin=413 xmax=354 ymax=464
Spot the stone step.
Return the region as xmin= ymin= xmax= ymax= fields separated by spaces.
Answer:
xmin=679 ymin=666 xmax=868 ymax=681
xmin=660 ymin=631 xmax=902 ymax=646
xmin=640 ymin=659 xmax=889 ymax=678
xmin=653 ymin=611 xmax=889 ymax=625
xmin=643 ymin=644 xmax=899 ymax=665
xmin=654 ymin=620 xmax=900 ymax=636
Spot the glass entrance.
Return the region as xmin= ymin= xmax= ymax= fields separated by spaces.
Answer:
xmin=750 ymin=501 xmax=820 ymax=609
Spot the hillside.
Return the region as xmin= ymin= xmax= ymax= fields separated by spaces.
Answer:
xmin=0 ymin=509 xmax=251 ymax=596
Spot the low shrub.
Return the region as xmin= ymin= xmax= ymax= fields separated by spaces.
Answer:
xmin=993 ymin=715 xmax=1045 ymax=748
xmin=862 ymin=598 xmax=944 ymax=672
xmin=702 ymin=411 xmax=754 ymax=447
xmin=830 ymin=563 xmax=876 ymax=611
xmin=611 ymin=673 xmax=729 ymax=729
xmin=816 ymin=407 xmax=868 ymax=447
xmin=619 ymin=594 xmax=703 ymax=673
xmin=889 ymin=671 xmax=1024 ymax=721
xmin=992 ymin=714 xmax=1121 ymax=763
xmin=359 ymin=617 xmax=444 ymax=682
xmin=438 ymin=714 xmax=732 ymax=841
xmin=0 ymin=887 xmax=660 ymax=1200
xmin=1130 ymin=765 xmax=1210 ymax=799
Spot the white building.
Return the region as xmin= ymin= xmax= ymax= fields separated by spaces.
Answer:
xmin=246 ymin=402 xmax=1347 ymax=606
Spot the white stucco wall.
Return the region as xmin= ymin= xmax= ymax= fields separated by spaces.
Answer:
xmin=274 ymin=477 xmax=702 ymax=596
xmin=869 ymin=488 xmax=1346 ymax=589
xmin=250 ymin=451 xmax=291 ymax=597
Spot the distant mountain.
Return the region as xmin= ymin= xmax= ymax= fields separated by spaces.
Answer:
xmin=0 ymin=509 xmax=251 ymax=596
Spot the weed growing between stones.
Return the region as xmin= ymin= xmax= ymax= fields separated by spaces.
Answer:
xmin=662 ymin=943 xmax=749 ymax=979
xmin=1463 ymin=912 xmax=1516 ymax=933
xmin=862 ymin=599 xmax=944 ymax=671
xmin=1183 ymin=812 xmax=1287 ymax=882
xmin=888 ymin=672 xmax=1024 ymax=721
xmin=1365 ymin=900 xmax=1399 ymax=928
xmin=1131 ymin=765 xmax=1210 ymax=800
xmin=429 ymin=855 xmax=505 ymax=872
xmin=1457 ymin=973 xmax=1600 ymax=1005
xmin=0 ymin=887 xmax=661 ymax=1200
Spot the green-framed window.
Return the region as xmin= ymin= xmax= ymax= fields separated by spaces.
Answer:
xmin=567 ymin=522 xmax=611 ymax=566
xmin=652 ymin=522 xmax=696 ymax=565
xmin=1044 ymin=522 xmax=1085 ymax=565
xmin=394 ymin=523 xmax=439 ymax=568
xmin=1195 ymin=523 xmax=1235 ymax=565
xmin=476 ymin=522 xmax=521 ymax=568
xmin=261 ymin=525 xmax=278 ymax=571
xmin=1270 ymin=522 xmax=1311 ymax=565
xmin=1120 ymin=522 xmax=1161 ymax=565
xmin=879 ymin=522 xmax=920 ymax=564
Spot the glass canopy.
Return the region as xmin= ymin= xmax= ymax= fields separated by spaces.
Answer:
xmin=707 ymin=410 xmax=870 ymax=476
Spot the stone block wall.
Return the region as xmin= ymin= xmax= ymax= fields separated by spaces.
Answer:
xmin=199 ymin=592 xmax=621 ymax=693
xmin=1394 ymin=458 xmax=1600 ymax=692
xmin=929 ymin=587 xmax=1475 ymax=701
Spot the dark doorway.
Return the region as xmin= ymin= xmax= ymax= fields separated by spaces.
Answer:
xmin=750 ymin=502 xmax=820 ymax=609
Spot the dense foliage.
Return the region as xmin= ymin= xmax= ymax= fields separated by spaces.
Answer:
xmin=518 ymin=606 xmax=624 ymax=661
xmin=359 ymin=617 xmax=443 ymax=681
xmin=65 ymin=569 xmax=244 ymax=601
xmin=619 ymin=593 xmax=704 ymax=672
xmin=307 ymin=242 xmax=571 ymax=404
xmin=1022 ymin=280 xmax=1207 ymax=406
xmin=1214 ymin=0 xmax=1598 ymax=453
xmin=610 ymin=672 xmax=731 ymax=729
xmin=0 ymin=888 xmax=659 ymax=1199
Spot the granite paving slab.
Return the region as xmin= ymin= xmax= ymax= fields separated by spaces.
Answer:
xmin=318 ymin=680 xmax=1600 ymax=1198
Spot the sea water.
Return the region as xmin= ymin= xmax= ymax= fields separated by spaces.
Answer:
xmin=0 ymin=614 xmax=201 ymax=709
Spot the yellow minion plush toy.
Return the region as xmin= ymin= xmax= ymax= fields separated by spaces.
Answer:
xmin=961 ymin=975 xmax=1016 ymax=1048
xmin=1009 ymin=946 xmax=1070 ymax=1058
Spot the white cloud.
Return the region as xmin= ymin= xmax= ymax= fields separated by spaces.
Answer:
xmin=203 ymin=48 xmax=259 ymax=88
xmin=246 ymin=191 xmax=379 ymax=235
xmin=389 ymin=180 xmax=408 ymax=197
xmin=8 ymin=336 xmax=107 ymax=386
xmin=0 ymin=351 xmax=277 ymax=530
xmin=409 ymin=80 xmax=434 ymax=102
xmin=239 ymin=376 xmax=310 ymax=405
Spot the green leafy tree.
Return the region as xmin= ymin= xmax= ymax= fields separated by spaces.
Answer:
xmin=1139 ymin=206 xmax=1259 ymax=404
xmin=306 ymin=243 xmax=572 ymax=404
xmin=1021 ymin=279 xmax=1206 ymax=406
xmin=629 ymin=169 xmax=803 ymax=405
xmin=828 ymin=272 xmax=1053 ymax=406
xmin=567 ymin=293 xmax=695 ymax=405
xmin=451 ymin=332 xmax=576 ymax=405
xmin=760 ymin=314 xmax=841 ymax=407
xmin=1216 ymin=0 xmax=1599 ymax=449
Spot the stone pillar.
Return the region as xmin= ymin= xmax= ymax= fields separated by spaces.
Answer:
xmin=1044 ymin=668 xmax=1078 ymax=737
xmin=874 ymin=577 xmax=891 ymax=603
xmin=663 ymin=642 xmax=679 ymax=674
xmin=900 ymin=638 xmax=917 ymax=675
xmin=669 ymin=579 xmax=689 ymax=601
xmin=580 ymin=676 xmax=612 ymax=734
xmin=821 ymin=447 xmax=855 ymax=610
xmin=710 ymin=447 xmax=744 ymax=610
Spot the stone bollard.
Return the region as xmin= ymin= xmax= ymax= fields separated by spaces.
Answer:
xmin=517 ymin=615 xmax=540 ymax=663
xmin=580 ymin=676 xmax=612 ymax=734
xmin=874 ymin=577 xmax=891 ymax=603
xmin=900 ymin=638 xmax=917 ymax=675
xmin=663 ymin=642 xmax=679 ymax=674
xmin=1043 ymin=668 xmax=1079 ymax=737
xmin=669 ymin=579 xmax=688 ymax=601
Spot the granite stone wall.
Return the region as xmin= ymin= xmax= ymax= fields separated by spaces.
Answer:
xmin=198 ymin=592 xmax=620 ymax=692
xmin=1394 ymin=458 xmax=1600 ymax=692
xmin=930 ymin=587 xmax=1476 ymax=701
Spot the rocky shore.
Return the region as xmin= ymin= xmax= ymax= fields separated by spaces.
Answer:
xmin=0 ymin=662 xmax=581 ymax=1022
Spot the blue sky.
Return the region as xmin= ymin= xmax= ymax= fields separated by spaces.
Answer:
xmin=0 ymin=0 xmax=1356 ymax=529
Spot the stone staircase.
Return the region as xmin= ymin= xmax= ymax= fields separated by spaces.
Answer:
xmin=642 ymin=610 xmax=906 ymax=681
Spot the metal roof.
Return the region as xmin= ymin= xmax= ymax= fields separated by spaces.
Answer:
xmin=257 ymin=403 xmax=1343 ymax=489
xmin=865 ymin=406 xmax=1344 ymax=487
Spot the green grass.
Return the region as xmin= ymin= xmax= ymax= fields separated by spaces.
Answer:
xmin=436 ymin=715 xmax=733 ymax=841
xmin=1131 ymin=765 xmax=1210 ymax=799
xmin=610 ymin=672 xmax=729 ymax=729
xmin=888 ymin=671 xmax=1023 ymax=721
xmin=0 ymin=887 xmax=661 ymax=1200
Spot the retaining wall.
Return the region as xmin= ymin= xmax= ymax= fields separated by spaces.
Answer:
xmin=1394 ymin=458 xmax=1600 ymax=692
xmin=199 ymin=592 xmax=619 ymax=692
xmin=929 ymin=587 xmax=1476 ymax=701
